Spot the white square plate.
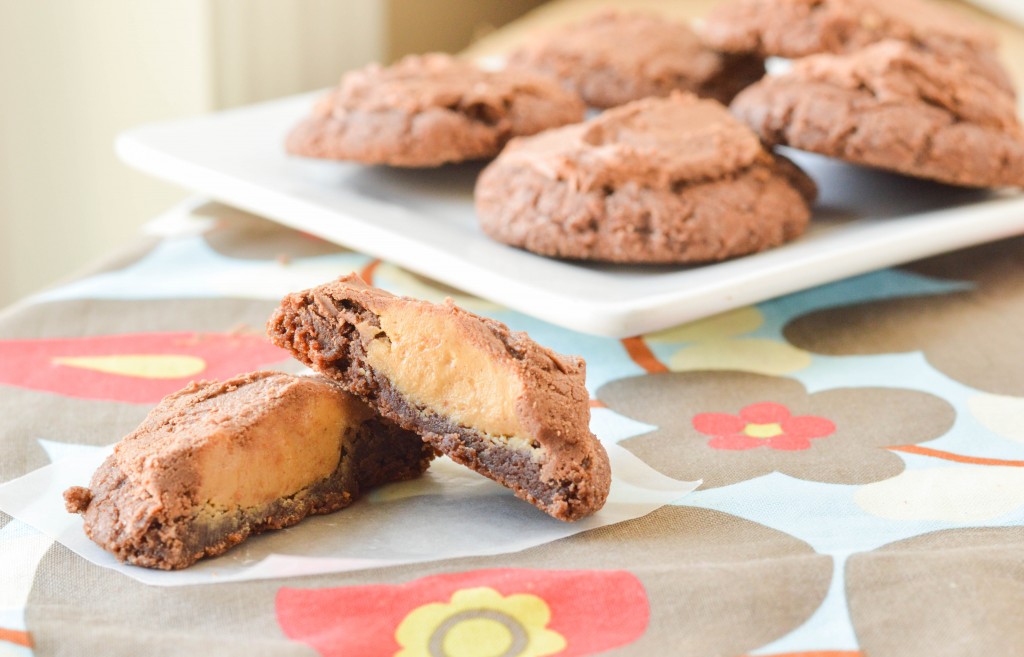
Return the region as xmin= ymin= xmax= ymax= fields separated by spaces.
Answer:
xmin=117 ymin=92 xmax=1024 ymax=337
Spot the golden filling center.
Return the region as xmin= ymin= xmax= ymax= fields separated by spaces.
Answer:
xmin=195 ymin=391 xmax=354 ymax=510
xmin=364 ymin=305 xmax=527 ymax=442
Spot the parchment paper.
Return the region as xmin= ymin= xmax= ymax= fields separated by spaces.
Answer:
xmin=0 ymin=439 xmax=696 ymax=586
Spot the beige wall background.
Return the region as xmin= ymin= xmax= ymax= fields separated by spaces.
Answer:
xmin=0 ymin=0 xmax=544 ymax=308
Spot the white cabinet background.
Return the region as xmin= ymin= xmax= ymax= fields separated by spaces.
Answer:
xmin=0 ymin=0 xmax=544 ymax=306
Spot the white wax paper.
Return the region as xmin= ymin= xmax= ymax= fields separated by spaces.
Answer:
xmin=0 ymin=438 xmax=696 ymax=586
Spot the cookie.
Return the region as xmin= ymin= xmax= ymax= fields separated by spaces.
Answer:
xmin=701 ymin=0 xmax=1014 ymax=94
xmin=286 ymin=53 xmax=586 ymax=167
xmin=508 ymin=10 xmax=765 ymax=109
xmin=64 ymin=372 xmax=432 ymax=569
xmin=474 ymin=93 xmax=817 ymax=264
xmin=731 ymin=40 xmax=1024 ymax=188
xmin=267 ymin=275 xmax=611 ymax=521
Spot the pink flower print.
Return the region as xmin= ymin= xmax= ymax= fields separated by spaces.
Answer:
xmin=693 ymin=402 xmax=836 ymax=451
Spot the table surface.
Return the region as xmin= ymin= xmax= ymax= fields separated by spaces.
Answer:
xmin=3 ymin=1 xmax=1024 ymax=656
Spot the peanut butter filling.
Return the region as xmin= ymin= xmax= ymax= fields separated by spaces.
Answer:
xmin=193 ymin=389 xmax=365 ymax=511
xmin=363 ymin=304 xmax=530 ymax=444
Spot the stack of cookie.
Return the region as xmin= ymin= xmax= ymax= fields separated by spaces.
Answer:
xmin=285 ymin=10 xmax=821 ymax=265
xmin=286 ymin=1 xmax=1024 ymax=265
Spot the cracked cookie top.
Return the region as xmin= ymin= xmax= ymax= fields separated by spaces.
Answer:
xmin=703 ymin=0 xmax=998 ymax=55
xmin=701 ymin=0 xmax=1014 ymax=94
xmin=473 ymin=93 xmax=816 ymax=264
xmin=493 ymin=93 xmax=807 ymax=192
xmin=731 ymin=41 xmax=1024 ymax=188
xmin=285 ymin=53 xmax=586 ymax=167
xmin=508 ymin=10 xmax=765 ymax=108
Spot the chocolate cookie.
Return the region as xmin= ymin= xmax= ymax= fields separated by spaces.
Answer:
xmin=64 ymin=372 xmax=432 ymax=569
xmin=267 ymin=275 xmax=611 ymax=521
xmin=731 ymin=41 xmax=1024 ymax=188
xmin=474 ymin=93 xmax=817 ymax=264
xmin=701 ymin=0 xmax=1014 ymax=94
xmin=508 ymin=10 xmax=765 ymax=109
xmin=286 ymin=53 xmax=586 ymax=167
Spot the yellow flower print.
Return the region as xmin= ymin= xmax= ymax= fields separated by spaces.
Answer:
xmin=643 ymin=306 xmax=811 ymax=376
xmin=646 ymin=306 xmax=763 ymax=343
xmin=669 ymin=339 xmax=811 ymax=376
xmin=394 ymin=586 xmax=566 ymax=657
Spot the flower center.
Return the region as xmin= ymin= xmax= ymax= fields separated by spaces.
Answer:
xmin=429 ymin=609 xmax=528 ymax=657
xmin=743 ymin=422 xmax=783 ymax=439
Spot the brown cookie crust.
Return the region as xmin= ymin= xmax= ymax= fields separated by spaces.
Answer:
xmin=700 ymin=0 xmax=1013 ymax=94
xmin=475 ymin=93 xmax=816 ymax=264
xmin=64 ymin=372 xmax=432 ymax=570
xmin=286 ymin=53 xmax=586 ymax=167
xmin=508 ymin=10 xmax=765 ymax=108
xmin=266 ymin=275 xmax=611 ymax=521
xmin=731 ymin=41 xmax=1024 ymax=188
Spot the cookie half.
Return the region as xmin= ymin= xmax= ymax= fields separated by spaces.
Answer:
xmin=508 ymin=10 xmax=764 ymax=109
xmin=64 ymin=372 xmax=432 ymax=569
xmin=700 ymin=0 xmax=1014 ymax=94
xmin=731 ymin=41 xmax=1024 ymax=188
xmin=286 ymin=53 xmax=586 ymax=167
xmin=267 ymin=275 xmax=611 ymax=521
xmin=475 ymin=93 xmax=816 ymax=264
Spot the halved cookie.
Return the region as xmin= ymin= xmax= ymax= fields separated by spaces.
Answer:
xmin=700 ymin=0 xmax=1014 ymax=95
xmin=286 ymin=53 xmax=586 ymax=167
xmin=508 ymin=10 xmax=764 ymax=108
xmin=475 ymin=93 xmax=817 ymax=264
xmin=64 ymin=372 xmax=432 ymax=569
xmin=731 ymin=41 xmax=1024 ymax=188
xmin=267 ymin=275 xmax=611 ymax=521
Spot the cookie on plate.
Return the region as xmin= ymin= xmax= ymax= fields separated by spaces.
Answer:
xmin=700 ymin=0 xmax=1014 ymax=94
xmin=731 ymin=40 xmax=1024 ymax=188
xmin=286 ymin=53 xmax=586 ymax=167
xmin=508 ymin=10 xmax=765 ymax=109
xmin=64 ymin=372 xmax=432 ymax=569
xmin=267 ymin=275 xmax=611 ymax=522
xmin=474 ymin=93 xmax=817 ymax=264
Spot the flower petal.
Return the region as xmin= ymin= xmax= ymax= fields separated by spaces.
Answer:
xmin=278 ymin=568 xmax=648 ymax=657
xmin=708 ymin=434 xmax=764 ymax=451
xmin=855 ymin=467 xmax=1024 ymax=522
xmin=781 ymin=415 xmax=836 ymax=439
xmin=647 ymin=307 xmax=763 ymax=343
xmin=740 ymin=402 xmax=790 ymax=424
xmin=670 ymin=338 xmax=812 ymax=375
xmin=692 ymin=413 xmax=744 ymax=436
xmin=968 ymin=393 xmax=1024 ymax=443
xmin=766 ymin=434 xmax=813 ymax=451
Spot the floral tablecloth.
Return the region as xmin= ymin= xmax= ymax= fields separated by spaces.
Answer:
xmin=1 ymin=199 xmax=1022 ymax=656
